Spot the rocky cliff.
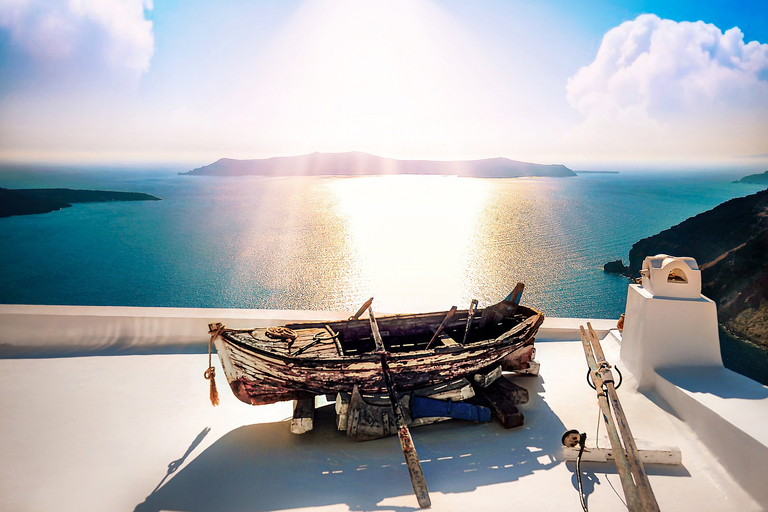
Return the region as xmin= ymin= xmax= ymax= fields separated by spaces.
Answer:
xmin=624 ymin=188 xmax=768 ymax=347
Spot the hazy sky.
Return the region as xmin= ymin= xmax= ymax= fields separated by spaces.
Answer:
xmin=1 ymin=0 xmax=766 ymax=167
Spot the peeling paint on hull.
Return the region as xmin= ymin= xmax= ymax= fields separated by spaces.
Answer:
xmin=213 ymin=304 xmax=544 ymax=406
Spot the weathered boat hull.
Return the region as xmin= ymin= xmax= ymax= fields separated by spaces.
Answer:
xmin=213 ymin=303 xmax=544 ymax=406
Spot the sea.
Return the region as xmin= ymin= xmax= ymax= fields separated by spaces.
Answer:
xmin=1 ymin=165 xmax=766 ymax=383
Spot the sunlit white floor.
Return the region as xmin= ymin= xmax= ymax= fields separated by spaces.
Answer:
xmin=0 ymin=331 xmax=762 ymax=512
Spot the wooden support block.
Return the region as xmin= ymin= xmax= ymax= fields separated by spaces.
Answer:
xmin=501 ymin=345 xmax=536 ymax=372
xmin=472 ymin=376 xmax=526 ymax=428
xmin=510 ymin=359 xmax=540 ymax=376
xmin=472 ymin=365 xmax=502 ymax=388
xmin=476 ymin=375 xmax=529 ymax=404
xmin=335 ymin=392 xmax=350 ymax=431
xmin=291 ymin=396 xmax=316 ymax=434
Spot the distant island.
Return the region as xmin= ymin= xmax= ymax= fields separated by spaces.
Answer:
xmin=0 ymin=188 xmax=161 ymax=218
xmin=606 ymin=188 xmax=768 ymax=348
xmin=180 ymin=151 xmax=577 ymax=178
xmin=733 ymin=170 xmax=768 ymax=185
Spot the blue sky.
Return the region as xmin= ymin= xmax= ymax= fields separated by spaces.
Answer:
xmin=0 ymin=0 xmax=766 ymax=168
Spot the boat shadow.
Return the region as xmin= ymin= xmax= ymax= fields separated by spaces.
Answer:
xmin=134 ymin=377 xmax=568 ymax=512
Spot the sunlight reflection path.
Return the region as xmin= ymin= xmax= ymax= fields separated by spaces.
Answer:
xmin=331 ymin=175 xmax=492 ymax=312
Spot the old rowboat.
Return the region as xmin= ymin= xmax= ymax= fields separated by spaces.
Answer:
xmin=207 ymin=287 xmax=544 ymax=406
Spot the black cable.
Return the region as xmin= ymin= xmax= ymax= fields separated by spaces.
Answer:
xmin=586 ymin=366 xmax=622 ymax=390
xmin=576 ymin=432 xmax=589 ymax=512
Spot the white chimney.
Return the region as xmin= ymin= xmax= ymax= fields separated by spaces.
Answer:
xmin=620 ymin=254 xmax=722 ymax=389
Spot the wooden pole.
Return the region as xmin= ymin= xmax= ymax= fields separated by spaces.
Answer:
xmin=462 ymin=299 xmax=479 ymax=345
xmin=426 ymin=306 xmax=458 ymax=349
xmin=350 ymin=297 xmax=374 ymax=320
xmin=579 ymin=326 xmax=642 ymax=512
xmin=586 ymin=323 xmax=661 ymax=512
xmin=369 ymin=307 xmax=431 ymax=509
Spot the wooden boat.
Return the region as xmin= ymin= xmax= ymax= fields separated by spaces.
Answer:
xmin=208 ymin=287 xmax=544 ymax=406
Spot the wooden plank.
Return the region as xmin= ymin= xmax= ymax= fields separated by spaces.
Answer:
xmin=562 ymin=442 xmax=682 ymax=465
xmin=291 ymin=396 xmax=316 ymax=434
xmin=438 ymin=333 xmax=460 ymax=347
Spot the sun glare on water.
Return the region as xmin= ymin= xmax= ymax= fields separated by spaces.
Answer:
xmin=329 ymin=175 xmax=492 ymax=312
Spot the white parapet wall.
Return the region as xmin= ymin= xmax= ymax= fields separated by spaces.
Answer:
xmin=0 ymin=304 xmax=353 ymax=357
xmin=0 ymin=304 xmax=597 ymax=357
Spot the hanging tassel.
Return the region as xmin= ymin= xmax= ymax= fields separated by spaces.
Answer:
xmin=205 ymin=323 xmax=224 ymax=407
xmin=204 ymin=366 xmax=219 ymax=406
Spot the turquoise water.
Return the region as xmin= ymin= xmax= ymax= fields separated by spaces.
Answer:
xmin=2 ymin=165 xmax=767 ymax=383
xmin=0 ymin=167 xmax=763 ymax=318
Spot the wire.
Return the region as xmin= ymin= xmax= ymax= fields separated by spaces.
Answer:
xmin=576 ymin=432 xmax=589 ymax=512
xmin=586 ymin=366 xmax=623 ymax=390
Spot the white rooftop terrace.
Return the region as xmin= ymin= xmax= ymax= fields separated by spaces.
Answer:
xmin=1 ymin=256 xmax=767 ymax=511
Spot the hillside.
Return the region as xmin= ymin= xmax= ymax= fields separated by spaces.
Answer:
xmin=733 ymin=170 xmax=768 ymax=185
xmin=0 ymin=188 xmax=161 ymax=218
xmin=180 ymin=152 xmax=576 ymax=178
xmin=624 ymin=188 xmax=768 ymax=347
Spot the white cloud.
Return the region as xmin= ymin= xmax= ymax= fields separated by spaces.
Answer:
xmin=0 ymin=0 xmax=154 ymax=73
xmin=566 ymin=14 xmax=768 ymax=159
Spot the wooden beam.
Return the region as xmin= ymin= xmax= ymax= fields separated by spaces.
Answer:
xmin=290 ymin=396 xmax=316 ymax=434
xmin=471 ymin=365 xmax=502 ymax=388
xmin=563 ymin=441 xmax=682 ymax=465
xmin=472 ymin=376 xmax=526 ymax=428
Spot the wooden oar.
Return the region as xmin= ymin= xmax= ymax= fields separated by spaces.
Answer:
xmin=368 ymin=306 xmax=431 ymax=509
xmin=462 ymin=299 xmax=479 ymax=345
xmin=579 ymin=325 xmax=641 ymax=511
xmin=586 ymin=323 xmax=660 ymax=512
xmin=425 ymin=306 xmax=458 ymax=349
xmin=349 ymin=297 xmax=374 ymax=320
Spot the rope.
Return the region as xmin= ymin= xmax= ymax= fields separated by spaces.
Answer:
xmin=205 ymin=323 xmax=226 ymax=407
xmin=265 ymin=326 xmax=297 ymax=341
